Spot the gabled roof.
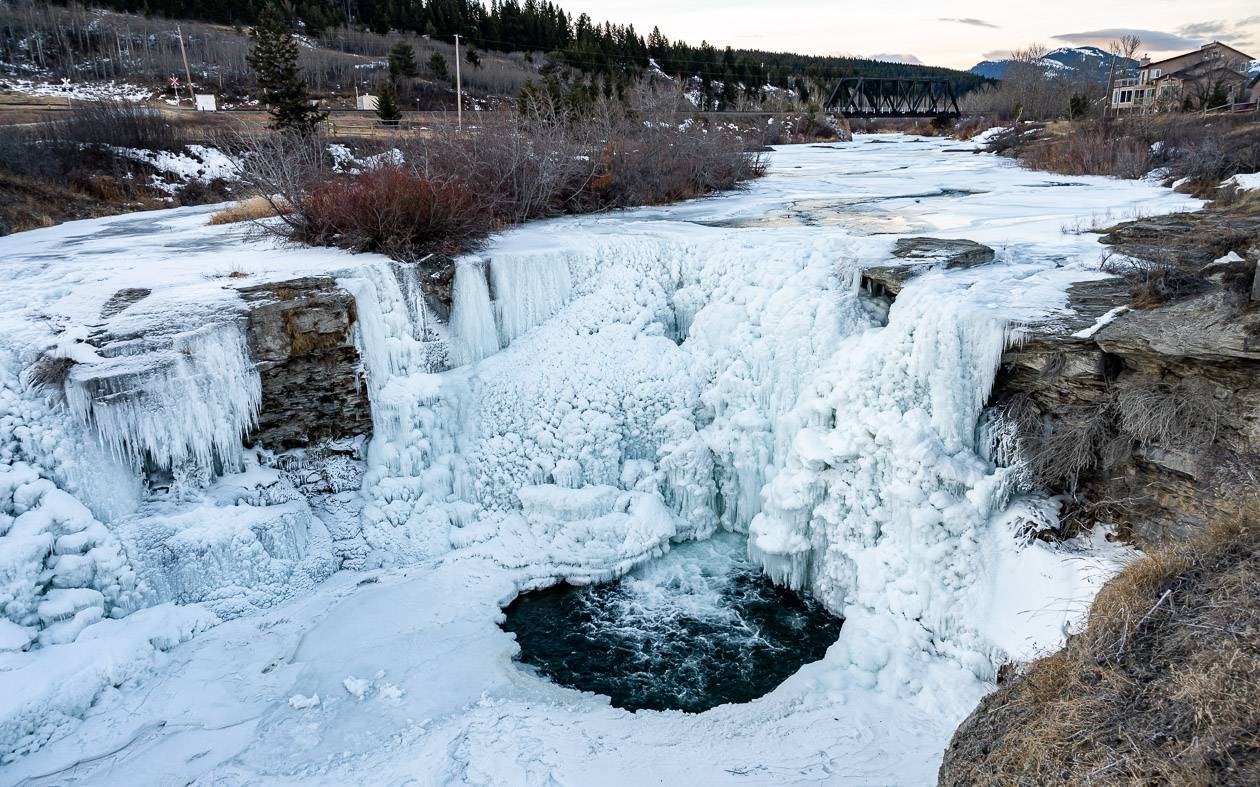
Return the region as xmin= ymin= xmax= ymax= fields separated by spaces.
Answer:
xmin=1145 ymin=41 xmax=1255 ymax=69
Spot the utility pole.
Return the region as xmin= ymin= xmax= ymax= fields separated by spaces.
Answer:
xmin=454 ymin=34 xmax=463 ymax=130
xmin=177 ymin=24 xmax=194 ymax=107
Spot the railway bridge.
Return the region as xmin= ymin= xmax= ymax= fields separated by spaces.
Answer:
xmin=824 ymin=78 xmax=961 ymax=118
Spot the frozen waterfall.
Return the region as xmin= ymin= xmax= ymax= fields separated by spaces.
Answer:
xmin=0 ymin=137 xmax=1187 ymax=778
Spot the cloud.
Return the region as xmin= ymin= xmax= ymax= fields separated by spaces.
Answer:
xmin=940 ymin=17 xmax=998 ymax=29
xmin=867 ymin=53 xmax=923 ymax=64
xmin=1176 ymin=17 xmax=1260 ymax=50
xmin=981 ymin=49 xmax=1015 ymax=61
xmin=1177 ymin=21 xmax=1230 ymax=39
xmin=1053 ymin=28 xmax=1199 ymax=51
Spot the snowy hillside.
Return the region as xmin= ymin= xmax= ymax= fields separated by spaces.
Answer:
xmin=971 ymin=46 xmax=1137 ymax=81
xmin=0 ymin=136 xmax=1203 ymax=783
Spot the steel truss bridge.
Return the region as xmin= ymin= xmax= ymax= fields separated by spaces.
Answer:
xmin=824 ymin=78 xmax=961 ymax=118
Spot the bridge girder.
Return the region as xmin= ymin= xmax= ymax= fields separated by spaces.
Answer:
xmin=824 ymin=78 xmax=961 ymax=118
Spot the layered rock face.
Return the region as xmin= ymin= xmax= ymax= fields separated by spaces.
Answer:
xmin=992 ymin=224 xmax=1260 ymax=547
xmin=861 ymin=229 xmax=1260 ymax=548
xmin=239 ymin=277 xmax=372 ymax=450
xmin=861 ymin=236 xmax=996 ymax=298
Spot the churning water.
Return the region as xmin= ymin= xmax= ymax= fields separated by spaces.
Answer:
xmin=502 ymin=532 xmax=843 ymax=713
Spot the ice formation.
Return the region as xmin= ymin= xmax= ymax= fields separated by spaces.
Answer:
xmin=64 ymin=320 xmax=261 ymax=474
xmin=0 ymin=137 xmax=1202 ymax=782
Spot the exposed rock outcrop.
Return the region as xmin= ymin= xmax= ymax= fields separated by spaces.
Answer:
xmin=1100 ymin=210 xmax=1260 ymax=269
xmin=239 ymin=277 xmax=372 ymax=450
xmin=991 ymin=251 xmax=1260 ymax=547
xmin=99 ymin=288 xmax=151 ymax=320
xmin=862 ymin=237 xmax=996 ymax=297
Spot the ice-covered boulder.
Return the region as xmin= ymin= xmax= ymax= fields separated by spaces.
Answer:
xmin=0 ymin=463 xmax=137 ymax=647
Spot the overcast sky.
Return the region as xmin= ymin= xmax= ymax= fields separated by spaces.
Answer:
xmin=564 ymin=1 xmax=1260 ymax=69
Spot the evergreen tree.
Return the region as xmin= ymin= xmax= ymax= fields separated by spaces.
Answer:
xmin=429 ymin=52 xmax=449 ymax=79
xmin=389 ymin=41 xmax=418 ymax=79
xmin=247 ymin=2 xmax=326 ymax=133
xmin=465 ymin=44 xmax=482 ymax=69
xmin=375 ymin=80 xmax=402 ymax=125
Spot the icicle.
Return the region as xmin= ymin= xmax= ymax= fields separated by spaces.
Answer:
xmin=448 ymin=260 xmax=500 ymax=366
xmin=65 ymin=321 xmax=260 ymax=473
xmin=490 ymin=253 xmax=573 ymax=345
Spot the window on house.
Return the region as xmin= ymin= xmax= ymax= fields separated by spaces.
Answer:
xmin=1152 ymin=68 xmax=1161 ymax=78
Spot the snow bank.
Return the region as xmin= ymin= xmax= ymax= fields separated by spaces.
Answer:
xmin=111 ymin=145 xmax=239 ymax=194
xmin=0 ymin=462 xmax=137 ymax=648
xmin=0 ymin=603 xmax=215 ymax=763
xmin=0 ymin=78 xmax=153 ymax=102
xmin=1224 ymin=172 xmax=1260 ymax=192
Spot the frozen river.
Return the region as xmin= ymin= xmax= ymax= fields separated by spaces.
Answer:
xmin=0 ymin=135 xmax=1199 ymax=785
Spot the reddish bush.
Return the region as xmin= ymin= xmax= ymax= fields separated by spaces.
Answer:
xmin=299 ymin=165 xmax=492 ymax=259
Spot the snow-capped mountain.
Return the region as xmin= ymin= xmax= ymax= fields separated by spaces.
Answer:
xmin=971 ymin=46 xmax=1138 ymax=82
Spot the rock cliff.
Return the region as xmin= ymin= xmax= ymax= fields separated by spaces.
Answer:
xmin=239 ymin=277 xmax=372 ymax=450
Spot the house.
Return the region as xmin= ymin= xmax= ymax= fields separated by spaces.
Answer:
xmin=1110 ymin=41 xmax=1255 ymax=112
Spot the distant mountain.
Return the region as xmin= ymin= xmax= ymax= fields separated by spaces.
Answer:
xmin=971 ymin=46 xmax=1137 ymax=82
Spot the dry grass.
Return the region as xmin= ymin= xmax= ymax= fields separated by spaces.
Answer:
xmin=209 ymin=197 xmax=290 ymax=226
xmin=22 ymin=354 xmax=76 ymax=391
xmin=940 ymin=520 xmax=1260 ymax=786
xmin=986 ymin=116 xmax=1260 ymax=186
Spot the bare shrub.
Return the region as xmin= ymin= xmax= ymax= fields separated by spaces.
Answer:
xmin=1155 ymin=116 xmax=1260 ymax=186
xmin=237 ymin=84 xmax=765 ymax=261
xmin=23 ymin=354 xmax=76 ymax=392
xmin=991 ymin=114 xmax=1260 ymax=186
xmin=40 ymin=101 xmax=186 ymax=151
xmin=1113 ymin=376 xmax=1223 ymax=451
xmin=1012 ymin=121 xmax=1152 ymax=178
xmin=1100 ymin=253 xmax=1210 ymax=308
xmin=230 ymin=130 xmax=330 ymax=238
xmin=1031 ymin=403 xmax=1112 ymax=493
xmin=300 ymin=166 xmax=492 ymax=259
xmin=1203 ymin=447 xmax=1260 ymax=504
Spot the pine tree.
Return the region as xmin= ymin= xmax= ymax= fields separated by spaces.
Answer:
xmin=375 ymin=80 xmax=403 ymax=125
xmin=465 ymin=44 xmax=481 ymax=70
xmin=247 ymin=2 xmax=326 ymax=133
xmin=389 ymin=42 xmax=418 ymax=79
xmin=429 ymin=52 xmax=449 ymax=79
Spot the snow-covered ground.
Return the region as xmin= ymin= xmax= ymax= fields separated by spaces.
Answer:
xmin=0 ymin=77 xmax=154 ymax=103
xmin=0 ymin=136 xmax=1201 ymax=785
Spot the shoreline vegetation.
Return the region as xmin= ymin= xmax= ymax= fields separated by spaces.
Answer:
xmin=238 ymin=86 xmax=773 ymax=262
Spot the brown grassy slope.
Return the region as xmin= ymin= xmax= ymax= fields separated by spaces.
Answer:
xmin=939 ymin=522 xmax=1260 ymax=786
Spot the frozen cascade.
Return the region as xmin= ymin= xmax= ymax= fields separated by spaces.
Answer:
xmin=64 ymin=321 xmax=261 ymax=474
xmin=340 ymin=261 xmax=468 ymax=567
xmin=0 ymin=138 xmax=1191 ymax=777
xmin=751 ymin=273 xmax=1023 ymax=683
xmin=448 ymin=260 xmax=500 ymax=366
xmin=489 ymin=250 xmax=574 ymax=346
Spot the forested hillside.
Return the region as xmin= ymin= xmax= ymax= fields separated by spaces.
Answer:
xmin=67 ymin=0 xmax=987 ymax=93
